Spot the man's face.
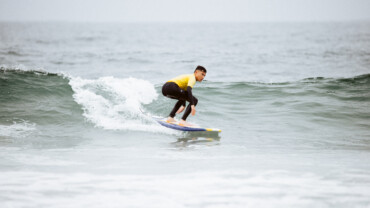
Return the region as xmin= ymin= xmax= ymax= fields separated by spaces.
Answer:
xmin=195 ymin=70 xmax=206 ymax=82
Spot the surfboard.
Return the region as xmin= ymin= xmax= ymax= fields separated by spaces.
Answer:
xmin=153 ymin=116 xmax=221 ymax=132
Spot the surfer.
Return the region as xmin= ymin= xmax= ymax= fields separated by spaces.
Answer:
xmin=162 ymin=65 xmax=207 ymax=126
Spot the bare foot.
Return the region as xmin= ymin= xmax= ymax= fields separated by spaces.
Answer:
xmin=179 ymin=119 xmax=193 ymax=127
xmin=176 ymin=106 xmax=185 ymax=114
xmin=166 ymin=117 xmax=176 ymax=123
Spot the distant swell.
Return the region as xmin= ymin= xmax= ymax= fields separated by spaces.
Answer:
xmin=198 ymin=73 xmax=370 ymax=91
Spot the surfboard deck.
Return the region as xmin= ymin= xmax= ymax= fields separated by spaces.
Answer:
xmin=153 ymin=116 xmax=221 ymax=132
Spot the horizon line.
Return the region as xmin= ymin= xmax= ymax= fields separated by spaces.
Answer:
xmin=1 ymin=19 xmax=370 ymax=24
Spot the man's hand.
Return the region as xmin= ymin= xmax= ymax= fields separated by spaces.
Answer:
xmin=191 ymin=105 xmax=196 ymax=116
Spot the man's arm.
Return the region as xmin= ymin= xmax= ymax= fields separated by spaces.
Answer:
xmin=186 ymin=86 xmax=194 ymax=104
xmin=187 ymin=86 xmax=196 ymax=115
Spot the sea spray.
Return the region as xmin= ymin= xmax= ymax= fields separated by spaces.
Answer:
xmin=0 ymin=120 xmax=37 ymax=138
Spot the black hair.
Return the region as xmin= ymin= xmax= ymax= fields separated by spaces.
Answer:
xmin=194 ymin=65 xmax=207 ymax=73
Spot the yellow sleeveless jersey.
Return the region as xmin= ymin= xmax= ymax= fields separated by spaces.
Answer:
xmin=167 ymin=74 xmax=196 ymax=91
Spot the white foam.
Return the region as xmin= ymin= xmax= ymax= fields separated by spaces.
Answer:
xmin=69 ymin=76 xmax=172 ymax=133
xmin=0 ymin=121 xmax=36 ymax=138
xmin=1 ymin=170 xmax=369 ymax=208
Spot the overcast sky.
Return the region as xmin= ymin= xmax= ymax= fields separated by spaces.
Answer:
xmin=0 ymin=0 xmax=369 ymax=22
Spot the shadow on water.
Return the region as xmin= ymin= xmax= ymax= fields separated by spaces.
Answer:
xmin=171 ymin=131 xmax=221 ymax=148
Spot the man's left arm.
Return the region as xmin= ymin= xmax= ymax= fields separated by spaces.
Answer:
xmin=186 ymin=86 xmax=196 ymax=116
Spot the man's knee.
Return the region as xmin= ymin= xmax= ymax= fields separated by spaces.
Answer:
xmin=177 ymin=100 xmax=186 ymax=106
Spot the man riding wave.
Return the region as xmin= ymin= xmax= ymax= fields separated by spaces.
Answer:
xmin=161 ymin=65 xmax=207 ymax=126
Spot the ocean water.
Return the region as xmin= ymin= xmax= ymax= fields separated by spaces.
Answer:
xmin=1 ymin=22 xmax=370 ymax=207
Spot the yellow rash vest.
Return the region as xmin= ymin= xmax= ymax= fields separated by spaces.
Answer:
xmin=167 ymin=74 xmax=196 ymax=91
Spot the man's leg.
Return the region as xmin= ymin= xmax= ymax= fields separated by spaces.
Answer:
xmin=169 ymin=100 xmax=186 ymax=118
xmin=181 ymin=96 xmax=198 ymax=121
xmin=162 ymin=82 xmax=188 ymax=122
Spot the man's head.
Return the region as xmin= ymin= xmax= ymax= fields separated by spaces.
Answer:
xmin=194 ymin=65 xmax=207 ymax=82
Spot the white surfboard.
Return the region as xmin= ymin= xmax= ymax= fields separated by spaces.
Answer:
xmin=153 ymin=116 xmax=221 ymax=132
